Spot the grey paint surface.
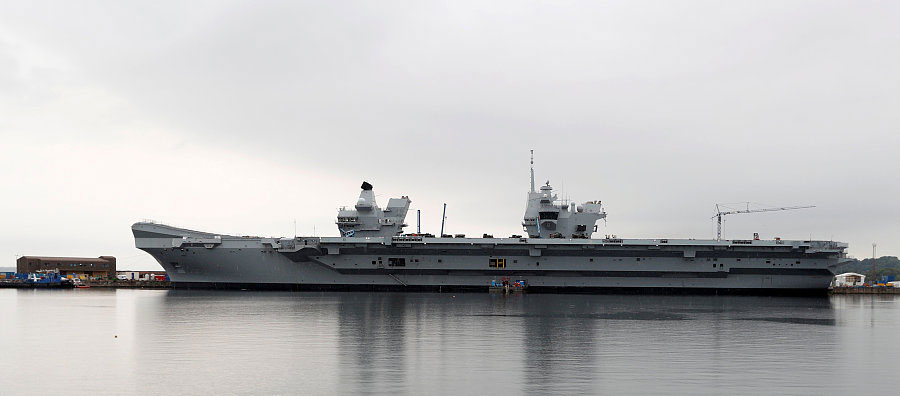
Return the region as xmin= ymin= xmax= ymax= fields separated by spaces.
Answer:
xmin=132 ymin=223 xmax=846 ymax=291
xmin=131 ymin=166 xmax=848 ymax=292
xmin=133 ymin=171 xmax=847 ymax=291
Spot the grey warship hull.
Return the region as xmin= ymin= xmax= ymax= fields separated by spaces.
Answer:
xmin=132 ymin=222 xmax=847 ymax=295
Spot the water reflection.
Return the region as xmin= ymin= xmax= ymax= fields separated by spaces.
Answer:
xmin=520 ymin=295 xmax=599 ymax=394
xmin=4 ymin=289 xmax=899 ymax=395
xmin=336 ymin=293 xmax=409 ymax=394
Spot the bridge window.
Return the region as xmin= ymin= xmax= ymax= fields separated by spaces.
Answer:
xmin=489 ymin=258 xmax=506 ymax=268
xmin=538 ymin=212 xmax=559 ymax=220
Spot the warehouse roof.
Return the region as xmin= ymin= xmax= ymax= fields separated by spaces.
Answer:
xmin=19 ymin=256 xmax=114 ymax=263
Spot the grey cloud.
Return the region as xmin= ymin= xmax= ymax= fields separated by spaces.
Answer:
xmin=0 ymin=0 xmax=898 ymax=265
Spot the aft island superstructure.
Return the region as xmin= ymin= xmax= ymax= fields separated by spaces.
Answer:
xmin=133 ymin=155 xmax=848 ymax=294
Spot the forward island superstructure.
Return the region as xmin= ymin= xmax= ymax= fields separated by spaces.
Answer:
xmin=133 ymin=154 xmax=848 ymax=294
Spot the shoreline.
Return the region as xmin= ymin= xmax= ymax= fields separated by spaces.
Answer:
xmin=0 ymin=280 xmax=172 ymax=289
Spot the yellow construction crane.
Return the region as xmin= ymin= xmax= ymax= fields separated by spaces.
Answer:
xmin=714 ymin=203 xmax=815 ymax=241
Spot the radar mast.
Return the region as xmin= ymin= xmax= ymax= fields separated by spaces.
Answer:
xmin=530 ymin=149 xmax=535 ymax=193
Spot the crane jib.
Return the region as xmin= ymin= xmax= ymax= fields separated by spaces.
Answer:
xmin=713 ymin=204 xmax=816 ymax=241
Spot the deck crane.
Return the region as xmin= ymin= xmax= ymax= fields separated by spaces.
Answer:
xmin=713 ymin=203 xmax=815 ymax=241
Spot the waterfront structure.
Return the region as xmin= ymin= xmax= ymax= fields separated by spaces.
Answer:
xmin=116 ymin=270 xmax=169 ymax=281
xmin=16 ymin=256 xmax=116 ymax=279
xmin=133 ymin=157 xmax=849 ymax=294
xmin=833 ymin=272 xmax=865 ymax=287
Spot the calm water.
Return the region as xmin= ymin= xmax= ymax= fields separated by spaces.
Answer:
xmin=1 ymin=289 xmax=899 ymax=395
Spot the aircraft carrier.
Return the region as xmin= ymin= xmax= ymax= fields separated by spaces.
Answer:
xmin=132 ymin=155 xmax=848 ymax=295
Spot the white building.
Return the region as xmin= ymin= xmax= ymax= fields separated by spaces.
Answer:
xmin=834 ymin=272 xmax=865 ymax=287
xmin=115 ymin=271 xmax=166 ymax=281
xmin=117 ymin=271 xmax=140 ymax=280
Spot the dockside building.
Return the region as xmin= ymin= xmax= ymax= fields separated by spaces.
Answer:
xmin=16 ymin=256 xmax=117 ymax=279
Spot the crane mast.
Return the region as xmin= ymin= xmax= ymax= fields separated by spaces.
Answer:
xmin=714 ymin=203 xmax=815 ymax=241
xmin=871 ymin=242 xmax=877 ymax=285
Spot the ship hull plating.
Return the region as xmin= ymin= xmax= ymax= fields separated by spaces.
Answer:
xmin=134 ymin=223 xmax=844 ymax=295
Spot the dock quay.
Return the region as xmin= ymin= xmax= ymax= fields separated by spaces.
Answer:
xmin=0 ymin=279 xmax=172 ymax=289
xmin=0 ymin=280 xmax=74 ymax=289
xmin=84 ymin=280 xmax=173 ymax=289
xmin=830 ymin=286 xmax=900 ymax=295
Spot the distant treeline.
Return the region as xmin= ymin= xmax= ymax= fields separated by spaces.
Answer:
xmin=834 ymin=256 xmax=900 ymax=279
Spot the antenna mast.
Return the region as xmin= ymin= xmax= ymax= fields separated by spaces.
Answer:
xmin=440 ymin=203 xmax=447 ymax=237
xmin=530 ymin=149 xmax=535 ymax=193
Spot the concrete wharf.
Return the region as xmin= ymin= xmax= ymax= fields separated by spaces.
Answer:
xmin=0 ymin=279 xmax=172 ymax=289
xmin=830 ymin=287 xmax=900 ymax=294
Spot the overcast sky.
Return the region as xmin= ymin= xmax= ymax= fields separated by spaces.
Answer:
xmin=1 ymin=0 xmax=897 ymax=270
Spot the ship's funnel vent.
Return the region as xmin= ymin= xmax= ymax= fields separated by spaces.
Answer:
xmin=361 ymin=181 xmax=373 ymax=191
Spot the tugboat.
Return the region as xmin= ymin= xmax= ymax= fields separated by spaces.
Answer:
xmin=25 ymin=270 xmax=75 ymax=288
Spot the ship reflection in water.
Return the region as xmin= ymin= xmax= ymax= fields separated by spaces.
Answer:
xmin=1 ymin=290 xmax=899 ymax=394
